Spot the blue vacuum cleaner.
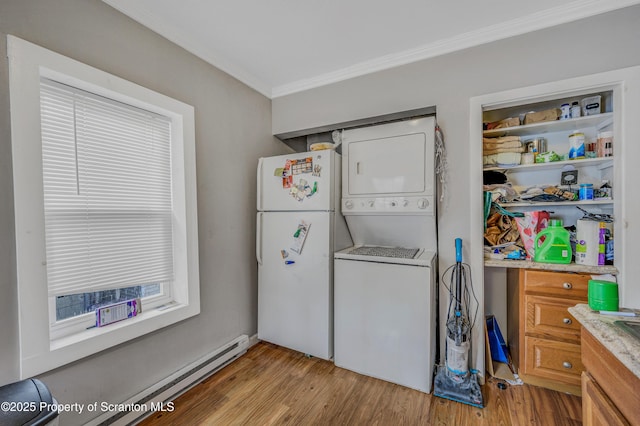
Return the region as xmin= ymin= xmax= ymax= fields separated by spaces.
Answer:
xmin=433 ymin=238 xmax=484 ymax=408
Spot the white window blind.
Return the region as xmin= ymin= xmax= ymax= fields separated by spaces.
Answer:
xmin=40 ymin=78 xmax=175 ymax=298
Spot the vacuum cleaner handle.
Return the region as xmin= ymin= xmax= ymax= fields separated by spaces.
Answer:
xmin=455 ymin=238 xmax=462 ymax=263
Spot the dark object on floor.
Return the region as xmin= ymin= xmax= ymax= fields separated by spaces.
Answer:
xmin=497 ymin=382 xmax=507 ymax=390
xmin=0 ymin=379 xmax=59 ymax=425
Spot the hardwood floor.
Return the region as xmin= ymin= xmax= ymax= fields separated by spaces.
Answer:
xmin=138 ymin=342 xmax=582 ymax=425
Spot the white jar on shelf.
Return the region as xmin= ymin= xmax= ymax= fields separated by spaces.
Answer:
xmin=571 ymin=101 xmax=581 ymax=118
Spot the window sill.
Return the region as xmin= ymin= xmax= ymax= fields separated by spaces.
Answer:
xmin=50 ymin=302 xmax=183 ymax=351
xmin=19 ymin=299 xmax=198 ymax=378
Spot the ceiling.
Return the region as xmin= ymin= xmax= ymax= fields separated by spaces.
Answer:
xmin=103 ymin=0 xmax=640 ymax=99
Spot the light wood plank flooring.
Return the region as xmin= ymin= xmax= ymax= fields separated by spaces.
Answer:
xmin=139 ymin=342 xmax=582 ymax=425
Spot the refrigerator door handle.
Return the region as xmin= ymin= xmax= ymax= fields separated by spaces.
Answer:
xmin=257 ymin=158 xmax=263 ymax=211
xmin=256 ymin=212 xmax=263 ymax=265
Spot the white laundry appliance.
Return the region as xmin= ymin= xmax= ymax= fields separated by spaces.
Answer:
xmin=256 ymin=150 xmax=351 ymax=360
xmin=334 ymin=116 xmax=438 ymax=393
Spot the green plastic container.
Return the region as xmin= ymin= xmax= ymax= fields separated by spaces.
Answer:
xmin=588 ymin=280 xmax=619 ymax=311
xmin=533 ymin=219 xmax=572 ymax=264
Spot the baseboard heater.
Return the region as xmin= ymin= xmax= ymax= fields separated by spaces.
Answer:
xmin=87 ymin=334 xmax=250 ymax=426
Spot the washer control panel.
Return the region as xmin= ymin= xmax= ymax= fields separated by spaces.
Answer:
xmin=342 ymin=196 xmax=434 ymax=215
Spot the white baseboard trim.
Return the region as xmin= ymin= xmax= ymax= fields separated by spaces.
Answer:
xmin=85 ymin=334 xmax=249 ymax=426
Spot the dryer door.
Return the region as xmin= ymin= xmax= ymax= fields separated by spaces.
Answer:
xmin=347 ymin=133 xmax=425 ymax=195
xmin=342 ymin=116 xmax=435 ymax=198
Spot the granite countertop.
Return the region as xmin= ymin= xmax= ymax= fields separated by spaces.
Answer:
xmin=569 ymin=304 xmax=640 ymax=379
xmin=484 ymin=259 xmax=618 ymax=275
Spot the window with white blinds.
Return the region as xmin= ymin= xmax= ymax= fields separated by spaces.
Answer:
xmin=10 ymin=35 xmax=199 ymax=376
xmin=40 ymin=78 xmax=175 ymax=298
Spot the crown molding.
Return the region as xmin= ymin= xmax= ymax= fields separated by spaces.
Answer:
xmin=104 ymin=0 xmax=640 ymax=99
xmin=271 ymin=0 xmax=640 ymax=98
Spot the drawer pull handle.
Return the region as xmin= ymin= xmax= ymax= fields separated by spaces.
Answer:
xmin=563 ymin=361 xmax=573 ymax=369
xmin=563 ymin=318 xmax=572 ymax=325
xmin=563 ymin=282 xmax=572 ymax=290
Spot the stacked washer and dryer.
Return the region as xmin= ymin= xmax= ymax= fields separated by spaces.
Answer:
xmin=334 ymin=116 xmax=438 ymax=393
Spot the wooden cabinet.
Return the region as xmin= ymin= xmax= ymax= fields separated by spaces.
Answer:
xmin=507 ymin=268 xmax=588 ymax=395
xmin=582 ymin=372 xmax=629 ymax=426
xmin=581 ymin=327 xmax=639 ymax=425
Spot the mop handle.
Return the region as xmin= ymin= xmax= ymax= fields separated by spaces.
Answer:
xmin=455 ymin=238 xmax=462 ymax=263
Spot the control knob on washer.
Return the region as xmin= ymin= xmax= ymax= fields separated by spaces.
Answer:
xmin=344 ymin=200 xmax=353 ymax=209
xmin=417 ymin=198 xmax=429 ymax=209
xmin=368 ymin=200 xmax=375 ymax=208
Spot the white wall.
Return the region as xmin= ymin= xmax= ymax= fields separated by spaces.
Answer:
xmin=273 ymin=5 xmax=640 ymax=374
xmin=0 ymin=0 xmax=290 ymax=424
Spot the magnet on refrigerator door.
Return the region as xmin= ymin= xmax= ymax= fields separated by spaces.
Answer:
xmin=282 ymin=160 xmax=293 ymax=188
xmin=290 ymin=220 xmax=311 ymax=254
xmin=289 ymin=178 xmax=318 ymax=201
xmin=290 ymin=157 xmax=313 ymax=175
xmin=290 ymin=185 xmax=306 ymax=201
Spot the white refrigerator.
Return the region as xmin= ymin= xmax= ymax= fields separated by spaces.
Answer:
xmin=256 ymin=150 xmax=351 ymax=360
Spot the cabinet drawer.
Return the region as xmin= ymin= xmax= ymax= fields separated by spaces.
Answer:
xmin=524 ymin=295 xmax=582 ymax=342
xmin=523 ymin=269 xmax=589 ymax=299
xmin=524 ymin=336 xmax=584 ymax=386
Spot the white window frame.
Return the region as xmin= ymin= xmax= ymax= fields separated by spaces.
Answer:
xmin=8 ymin=35 xmax=200 ymax=378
